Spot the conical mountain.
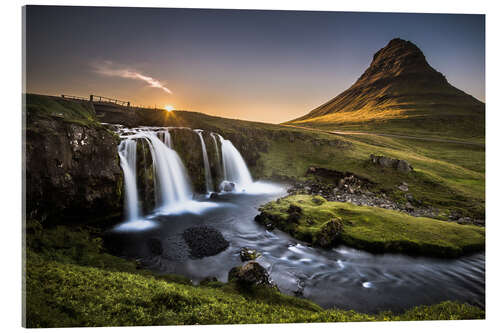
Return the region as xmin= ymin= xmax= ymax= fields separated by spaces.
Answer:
xmin=287 ymin=38 xmax=484 ymax=139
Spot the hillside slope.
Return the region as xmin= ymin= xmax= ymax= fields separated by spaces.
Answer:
xmin=286 ymin=38 xmax=484 ymax=140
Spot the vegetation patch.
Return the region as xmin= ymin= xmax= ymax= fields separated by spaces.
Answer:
xmin=256 ymin=195 xmax=485 ymax=257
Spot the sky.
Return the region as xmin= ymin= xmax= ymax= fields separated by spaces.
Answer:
xmin=25 ymin=6 xmax=485 ymax=124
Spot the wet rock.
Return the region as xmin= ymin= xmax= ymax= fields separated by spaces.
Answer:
xmin=147 ymin=238 xmax=163 ymax=255
xmin=315 ymin=218 xmax=343 ymax=248
xmin=209 ymin=192 xmax=219 ymax=199
xmin=182 ymin=226 xmax=229 ymax=258
xmin=287 ymin=204 xmax=302 ymax=223
xmin=240 ymin=247 xmax=261 ymax=262
xmin=228 ymin=261 xmax=274 ymax=288
xmin=220 ymin=181 xmax=236 ymax=192
xmin=311 ymin=195 xmax=326 ymax=205
xmin=254 ymin=212 xmax=277 ymax=230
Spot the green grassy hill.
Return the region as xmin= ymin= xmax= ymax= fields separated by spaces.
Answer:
xmin=285 ymin=39 xmax=484 ymax=141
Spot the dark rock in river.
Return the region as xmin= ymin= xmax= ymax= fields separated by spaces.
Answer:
xmin=182 ymin=226 xmax=229 ymax=258
xmin=240 ymin=247 xmax=261 ymax=262
xmin=228 ymin=261 xmax=275 ymax=288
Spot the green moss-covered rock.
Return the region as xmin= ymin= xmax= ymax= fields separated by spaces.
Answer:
xmin=257 ymin=195 xmax=485 ymax=257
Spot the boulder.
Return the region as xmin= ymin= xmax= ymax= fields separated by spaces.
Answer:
xmin=182 ymin=226 xmax=229 ymax=258
xmin=228 ymin=261 xmax=274 ymax=287
xmin=220 ymin=181 xmax=236 ymax=192
xmin=254 ymin=212 xmax=277 ymax=230
xmin=396 ymin=160 xmax=413 ymax=173
xmin=287 ymin=204 xmax=302 ymax=223
xmin=369 ymin=154 xmax=413 ymax=174
xmin=315 ymin=218 xmax=343 ymax=248
xmin=240 ymin=247 xmax=261 ymax=261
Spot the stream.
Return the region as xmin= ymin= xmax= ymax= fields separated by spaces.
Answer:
xmin=105 ymin=186 xmax=485 ymax=314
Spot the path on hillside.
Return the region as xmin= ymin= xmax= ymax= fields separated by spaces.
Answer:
xmin=284 ymin=125 xmax=485 ymax=147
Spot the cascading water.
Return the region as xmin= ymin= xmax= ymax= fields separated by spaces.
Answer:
xmin=162 ymin=129 xmax=172 ymax=148
xmin=217 ymin=134 xmax=253 ymax=191
xmin=210 ymin=132 xmax=222 ymax=175
xmin=114 ymin=125 xmax=281 ymax=229
xmin=117 ymin=139 xmax=139 ymax=221
xmin=140 ymin=132 xmax=192 ymax=209
xmin=194 ymin=130 xmax=214 ymax=193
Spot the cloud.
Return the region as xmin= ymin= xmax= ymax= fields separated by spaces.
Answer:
xmin=92 ymin=61 xmax=172 ymax=94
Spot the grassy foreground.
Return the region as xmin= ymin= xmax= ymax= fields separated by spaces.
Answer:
xmin=24 ymin=222 xmax=484 ymax=327
xmin=258 ymin=195 xmax=485 ymax=257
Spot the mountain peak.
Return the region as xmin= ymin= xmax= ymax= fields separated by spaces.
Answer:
xmin=287 ymin=38 xmax=484 ymax=133
xmin=357 ymin=38 xmax=443 ymax=86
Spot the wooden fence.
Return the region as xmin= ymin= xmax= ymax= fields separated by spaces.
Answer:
xmin=61 ymin=94 xmax=166 ymax=112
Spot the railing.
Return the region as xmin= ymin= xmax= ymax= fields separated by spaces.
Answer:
xmin=61 ymin=93 xmax=168 ymax=112
xmin=90 ymin=95 xmax=130 ymax=107
xmin=61 ymin=94 xmax=89 ymax=102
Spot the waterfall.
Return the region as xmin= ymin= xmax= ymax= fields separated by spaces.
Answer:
xmin=114 ymin=125 xmax=281 ymax=224
xmin=210 ymin=132 xmax=222 ymax=176
xmin=163 ymin=129 xmax=172 ymax=148
xmin=217 ymin=134 xmax=253 ymax=191
xmin=140 ymin=132 xmax=192 ymax=208
xmin=118 ymin=139 xmax=139 ymax=221
xmin=195 ymin=130 xmax=214 ymax=193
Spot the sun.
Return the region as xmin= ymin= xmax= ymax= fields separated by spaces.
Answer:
xmin=164 ymin=105 xmax=174 ymax=112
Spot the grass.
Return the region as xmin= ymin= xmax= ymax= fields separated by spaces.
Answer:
xmin=24 ymin=94 xmax=100 ymax=128
xmin=257 ymin=195 xmax=485 ymax=257
xmin=24 ymin=223 xmax=484 ymax=327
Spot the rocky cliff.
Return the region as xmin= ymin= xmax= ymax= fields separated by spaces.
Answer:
xmin=25 ymin=94 xmax=123 ymax=225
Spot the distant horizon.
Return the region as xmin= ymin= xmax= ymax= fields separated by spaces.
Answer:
xmin=25 ymin=6 xmax=485 ymax=124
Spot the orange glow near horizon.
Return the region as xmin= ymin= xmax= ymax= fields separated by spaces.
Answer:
xmin=164 ymin=105 xmax=174 ymax=112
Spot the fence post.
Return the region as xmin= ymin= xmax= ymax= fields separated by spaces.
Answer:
xmin=89 ymin=95 xmax=93 ymax=102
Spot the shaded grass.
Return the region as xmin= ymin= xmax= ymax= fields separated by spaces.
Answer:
xmin=258 ymin=195 xmax=485 ymax=257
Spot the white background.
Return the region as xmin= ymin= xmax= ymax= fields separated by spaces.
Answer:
xmin=0 ymin=0 xmax=498 ymax=331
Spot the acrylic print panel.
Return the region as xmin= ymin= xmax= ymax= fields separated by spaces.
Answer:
xmin=23 ymin=5 xmax=485 ymax=327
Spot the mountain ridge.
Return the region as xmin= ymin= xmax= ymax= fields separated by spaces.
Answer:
xmin=286 ymin=38 xmax=484 ymax=139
